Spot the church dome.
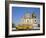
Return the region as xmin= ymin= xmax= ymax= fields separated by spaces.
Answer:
xmin=24 ymin=13 xmax=31 ymax=19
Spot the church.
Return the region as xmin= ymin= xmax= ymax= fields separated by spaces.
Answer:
xmin=16 ymin=12 xmax=40 ymax=30
xmin=21 ymin=12 xmax=37 ymax=25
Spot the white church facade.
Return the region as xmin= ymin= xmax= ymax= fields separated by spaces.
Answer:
xmin=20 ymin=12 xmax=40 ymax=29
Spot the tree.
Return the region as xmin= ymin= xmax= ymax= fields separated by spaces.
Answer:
xmin=32 ymin=12 xmax=36 ymax=18
xmin=12 ymin=23 xmax=15 ymax=28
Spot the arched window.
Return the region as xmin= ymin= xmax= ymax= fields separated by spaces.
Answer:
xmin=34 ymin=19 xmax=37 ymax=24
xmin=26 ymin=19 xmax=31 ymax=23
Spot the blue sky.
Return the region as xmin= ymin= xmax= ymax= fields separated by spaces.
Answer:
xmin=12 ymin=7 xmax=40 ymax=25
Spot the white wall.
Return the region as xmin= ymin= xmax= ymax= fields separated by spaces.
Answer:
xmin=0 ymin=0 xmax=46 ymax=38
xmin=0 ymin=0 xmax=5 ymax=38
